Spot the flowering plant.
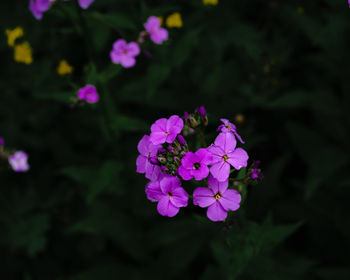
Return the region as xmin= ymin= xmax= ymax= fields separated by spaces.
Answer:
xmin=137 ymin=107 xmax=262 ymax=222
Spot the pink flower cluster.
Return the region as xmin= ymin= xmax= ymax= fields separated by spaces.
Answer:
xmin=110 ymin=16 xmax=168 ymax=68
xmin=136 ymin=109 xmax=251 ymax=222
xmin=29 ymin=0 xmax=95 ymax=20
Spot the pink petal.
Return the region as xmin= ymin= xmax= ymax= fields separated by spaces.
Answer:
xmin=193 ymin=187 xmax=215 ymax=207
xmin=207 ymin=202 xmax=227 ymax=222
xmin=136 ymin=155 xmax=146 ymax=173
xmin=159 ymin=175 xmax=180 ymax=194
xmin=120 ymin=56 xmax=136 ymax=68
xmin=78 ymin=0 xmax=94 ymax=9
xmin=145 ymin=161 xmax=160 ymax=180
xmin=209 ymin=161 xmax=230 ymax=182
xmin=157 ymin=196 xmax=180 ymax=217
xmin=214 ymin=132 xmax=237 ymax=153
xmin=150 ymin=132 xmax=167 ymax=145
xmin=207 ymin=175 xmax=228 ymax=194
xmin=207 ymin=145 xmax=225 ymax=165
xmin=127 ymin=42 xmax=140 ymax=56
xmin=171 ymin=187 xmax=188 ymax=207
xmin=167 ymin=115 xmax=183 ymax=134
xmin=178 ymin=165 xmax=193 ymax=180
xmin=145 ymin=181 xmax=163 ymax=202
xmin=227 ymin=148 xmax=249 ymax=170
xmin=181 ymin=152 xmax=196 ymax=169
xmin=137 ymin=135 xmax=150 ymax=155
xmin=219 ymin=189 xmax=241 ymax=211
xmin=151 ymin=118 xmax=167 ymax=133
xmin=144 ymin=16 xmax=161 ymax=32
xmin=192 ymin=165 xmax=209 ymax=181
xmin=196 ymin=148 xmax=212 ymax=165
xmin=112 ymin=39 xmax=127 ymax=50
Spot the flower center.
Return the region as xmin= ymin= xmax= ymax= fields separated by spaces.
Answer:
xmin=214 ymin=193 xmax=221 ymax=200
xmin=123 ymin=49 xmax=128 ymax=55
xmin=223 ymin=154 xmax=229 ymax=161
xmin=193 ymin=162 xmax=200 ymax=170
xmin=168 ymin=192 xmax=173 ymax=197
xmin=225 ymin=125 xmax=231 ymax=129
xmin=165 ymin=132 xmax=169 ymax=136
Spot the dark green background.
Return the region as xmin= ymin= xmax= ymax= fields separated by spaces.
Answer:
xmin=1 ymin=0 xmax=349 ymax=279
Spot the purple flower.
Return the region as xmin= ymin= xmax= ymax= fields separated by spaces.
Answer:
xmin=77 ymin=0 xmax=94 ymax=9
xmin=110 ymin=39 xmax=140 ymax=68
xmin=146 ymin=175 xmax=188 ymax=217
xmin=184 ymin=111 xmax=190 ymax=120
xmin=193 ymin=176 xmax=241 ymax=222
xmin=178 ymin=148 xmax=212 ymax=181
xmin=144 ymin=16 xmax=168 ymax=44
xmin=150 ymin=115 xmax=184 ymax=145
xmin=136 ymin=135 xmax=162 ymax=180
xmin=217 ymin=118 xmax=244 ymax=144
xmin=8 ymin=151 xmax=30 ymax=172
xmin=29 ymin=0 xmax=51 ymax=20
xmin=208 ymin=133 xmax=248 ymax=182
xmin=77 ymin=85 xmax=99 ymax=104
xmin=0 ymin=137 xmax=4 ymax=146
xmin=251 ymin=168 xmax=260 ymax=179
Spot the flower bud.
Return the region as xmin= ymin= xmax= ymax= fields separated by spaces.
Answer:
xmin=177 ymin=135 xmax=186 ymax=146
xmin=189 ymin=116 xmax=199 ymax=128
xmin=157 ymin=156 xmax=167 ymax=164
xmin=149 ymin=156 xmax=159 ymax=165
xmin=0 ymin=137 xmax=4 ymax=146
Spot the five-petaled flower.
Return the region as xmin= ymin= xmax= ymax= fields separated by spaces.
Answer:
xmin=217 ymin=118 xmax=244 ymax=144
xmin=146 ymin=175 xmax=188 ymax=217
xmin=144 ymin=16 xmax=169 ymax=44
xmin=150 ymin=115 xmax=183 ymax=145
xmin=193 ymin=175 xmax=241 ymax=222
xmin=178 ymin=148 xmax=212 ymax=181
xmin=136 ymin=135 xmax=162 ymax=181
xmin=110 ymin=39 xmax=140 ymax=68
xmin=208 ymin=132 xmax=248 ymax=182
xmin=77 ymin=85 xmax=99 ymax=104
xmin=8 ymin=151 xmax=30 ymax=172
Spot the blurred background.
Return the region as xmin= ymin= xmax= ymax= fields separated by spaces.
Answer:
xmin=1 ymin=0 xmax=350 ymax=279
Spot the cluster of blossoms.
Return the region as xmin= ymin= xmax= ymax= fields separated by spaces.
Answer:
xmin=136 ymin=108 xmax=262 ymax=222
xmin=110 ymin=16 xmax=168 ymax=68
xmin=29 ymin=0 xmax=94 ymax=20
xmin=5 ymin=27 xmax=33 ymax=65
xmin=0 ymin=138 xmax=30 ymax=172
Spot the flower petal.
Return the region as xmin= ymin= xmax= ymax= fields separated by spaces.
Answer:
xmin=196 ymin=148 xmax=212 ymax=165
xmin=178 ymin=165 xmax=193 ymax=180
xmin=192 ymin=165 xmax=209 ymax=181
xmin=167 ymin=115 xmax=183 ymax=135
xmin=136 ymin=155 xmax=146 ymax=173
xmin=219 ymin=189 xmax=241 ymax=211
xmin=145 ymin=181 xmax=162 ymax=202
xmin=214 ymin=132 xmax=236 ymax=153
xmin=157 ymin=197 xmax=180 ymax=217
xmin=209 ymin=161 xmax=230 ymax=182
xmin=207 ymin=202 xmax=227 ymax=222
xmin=193 ymin=187 xmax=215 ymax=207
xmin=171 ymin=187 xmax=189 ymax=207
xmin=227 ymin=148 xmax=249 ymax=170
xmin=207 ymin=175 xmax=228 ymax=193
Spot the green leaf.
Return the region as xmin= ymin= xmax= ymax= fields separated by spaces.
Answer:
xmin=8 ymin=213 xmax=50 ymax=257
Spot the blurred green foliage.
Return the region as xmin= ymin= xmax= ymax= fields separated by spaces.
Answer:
xmin=0 ymin=0 xmax=350 ymax=279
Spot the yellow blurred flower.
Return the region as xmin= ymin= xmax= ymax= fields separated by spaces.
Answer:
xmin=234 ymin=114 xmax=245 ymax=125
xmin=203 ymin=0 xmax=218 ymax=6
xmin=297 ymin=6 xmax=304 ymax=14
xmin=14 ymin=42 xmax=32 ymax=64
xmin=57 ymin=60 xmax=73 ymax=75
xmin=5 ymin=27 xmax=24 ymax=47
xmin=166 ymin=13 xmax=183 ymax=28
